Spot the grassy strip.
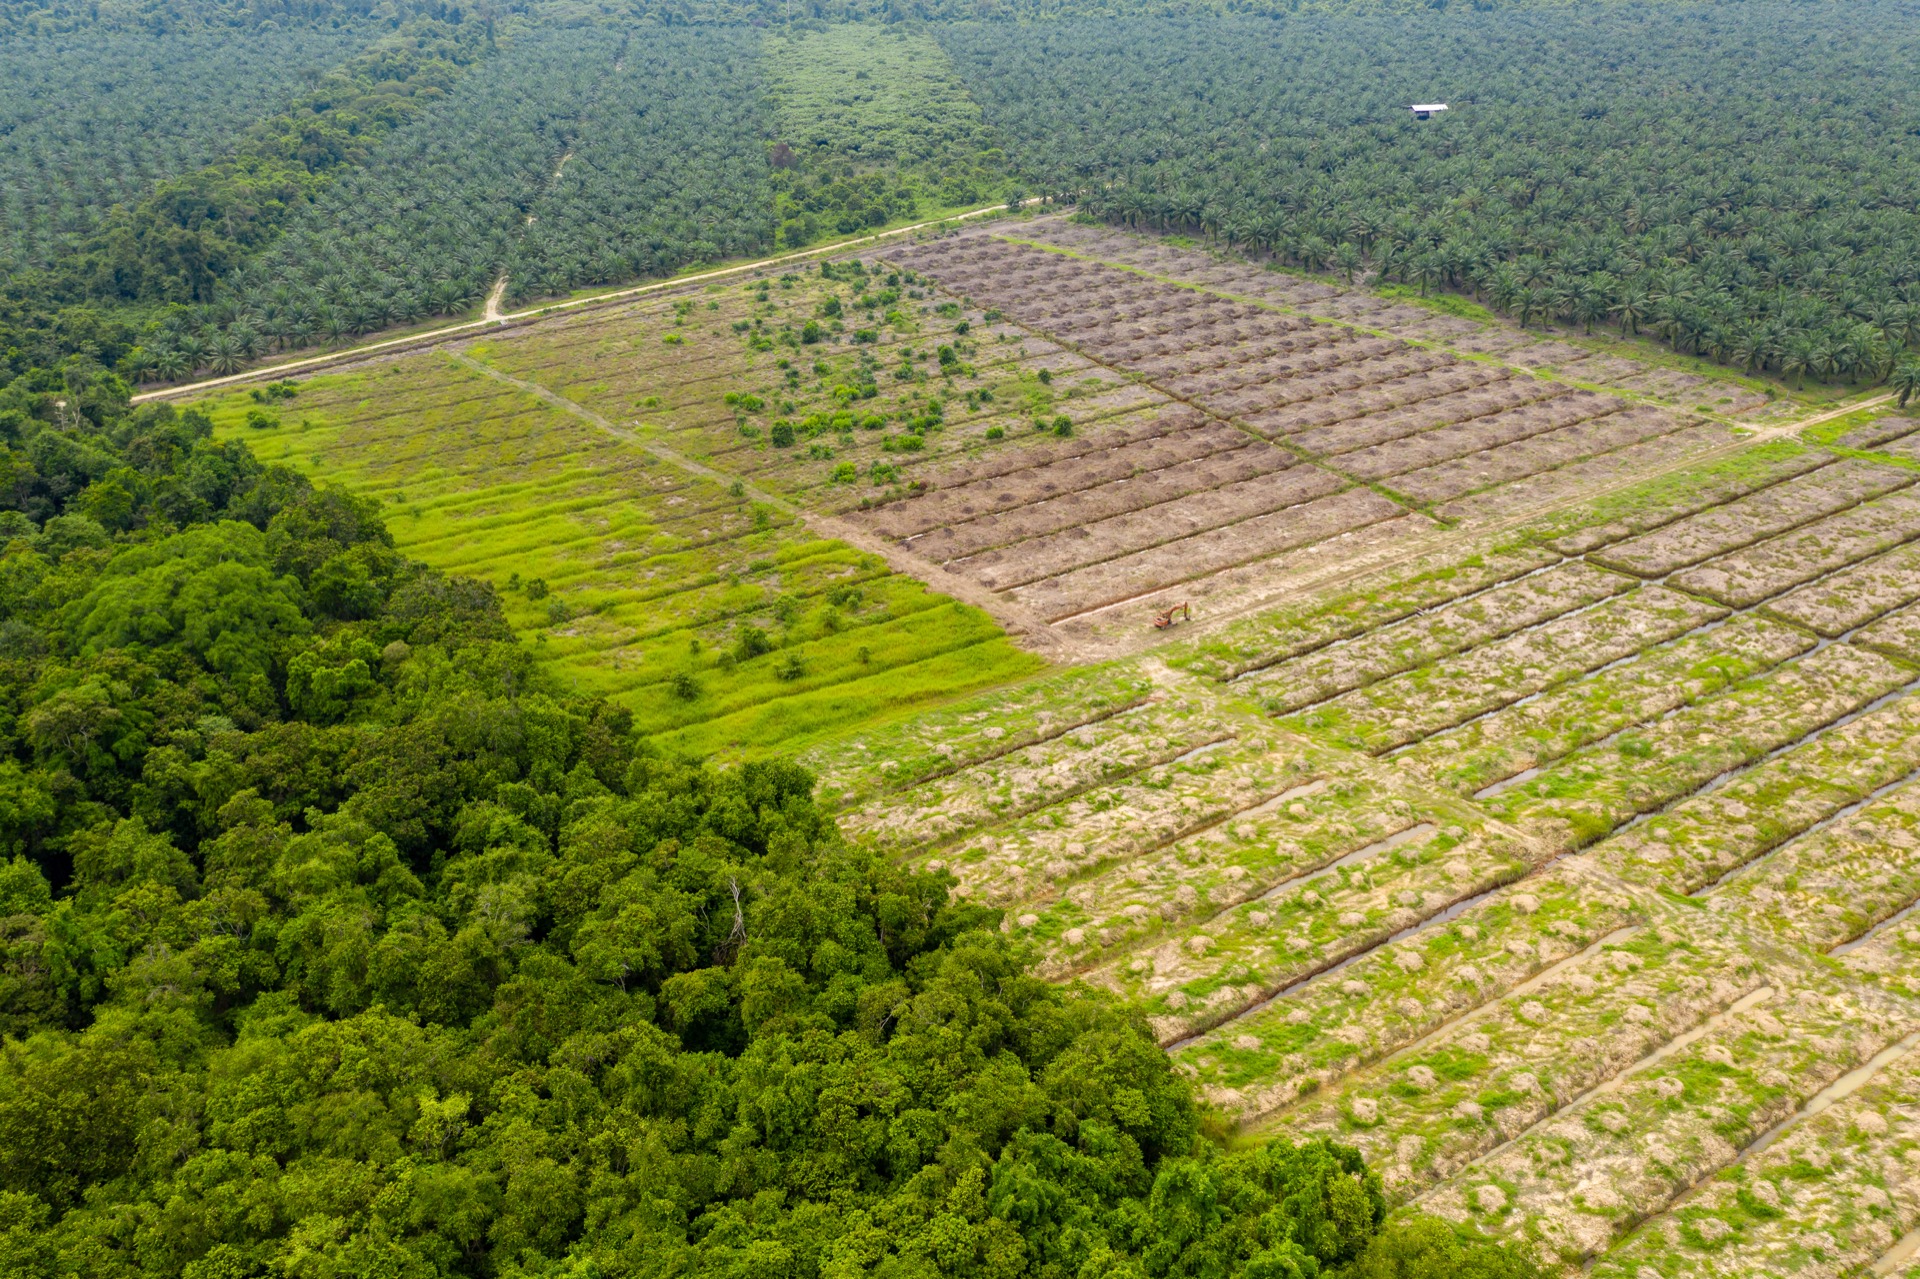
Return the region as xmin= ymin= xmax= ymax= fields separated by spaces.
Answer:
xmin=1598 ymin=691 xmax=1920 ymax=894
xmin=1857 ymin=598 xmax=1920 ymax=664
xmin=1166 ymin=541 xmax=1558 ymax=680
xmin=1714 ymin=781 xmax=1920 ymax=954
xmin=796 ymin=662 xmax=1158 ymax=811
xmin=1243 ymin=560 xmax=1633 ymax=714
xmin=1528 ymin=439 xmax=1829 ymax=554
xmin=1591 ymin=1046 xmax=1920 ymax=1279
xmin=1487 ymin=643 xmax=1915 ymax=850
xmin=656 ymin=636 xmax=1043 ymax=760
xmin=1669 ymin=489 xmax=1920 ymax=608
xmin=840 ymin=687 xmax=1234 ymax=852
xmin=1764 ymin=540 xmax=1920 ymax=635
xmin=1428 ymin=978 xmax=1913 ymax=1268
xmin=922 ymin=737 xmax=1319 ymax=906
xmin=1255 ymin=907 xmax=1754 ymax=1204
xmin=1398 ymin=613 xmax=1814 ymax=796
xmin=1112 ymin=822 xmax=1538 ymax=1046
xmin=1021 ymin=769 xmax=1431 ymax=978
xmin=1589 ymin=458 xmax=1913 ymax=578
xmin=1289 ymin=586 xmax=1725 ymax=754
xmin=1176 ymin=864 xmax=1636 ymax=1115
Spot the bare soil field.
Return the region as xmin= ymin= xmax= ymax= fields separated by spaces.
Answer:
xmin=861 ymin=219 xmax=1757 ymax=644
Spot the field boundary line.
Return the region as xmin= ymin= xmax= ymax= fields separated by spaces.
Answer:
xmin=1606 ymin=1022 xmax=1920 ymax=1267
xmin=828 ymin=694 xmax=1161 ymax=812
xmin=129 ymin=203 xmax=1014 ymax=404
xmin=1234 ymin=922 xmax=1644 ymax=1136
xmin=443 ymin=351 xmax=1075 ymax=657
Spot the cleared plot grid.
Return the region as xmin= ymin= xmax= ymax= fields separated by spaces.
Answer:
xmin=805 ymin=404 xmax=1920 ymax=1274
xmin=866 ymin=225 xmax=1737 ymax=640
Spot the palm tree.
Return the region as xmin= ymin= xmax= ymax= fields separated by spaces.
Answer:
xmin=1484 ymin=267 xmax=1520 ymax=316
xmin=206 ymin=334 xmax=245 ymax=376
xmin=1412 ymin=254 xmax=1446 ymax=297
xmin=1779 ymin=334 xmax=1816 ymax=390
xmin=1575 ymin=285 xmax=1611 ymax=334
xmin=152 ymin=347 xmax=190 ymax=382
xmin=1893 ymin=358 xmax=1920 ymax=407
xmin=1610 ymin=281 xmax=1651 ymax=334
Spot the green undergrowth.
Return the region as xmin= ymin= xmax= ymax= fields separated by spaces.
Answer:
xmin=1521 ymin=437 xmax=1824 ymax=548
xmin=1165 ymin=540 xmax=1555 ymax=680
xmin=1372 ymin=283 xmax=1496 ymax=323
xmin=762 ymin=23 xmax=1007 ymax=249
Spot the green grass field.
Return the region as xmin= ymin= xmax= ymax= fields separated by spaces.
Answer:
xmin=200 ymin=347 xmax=1043 ymax=759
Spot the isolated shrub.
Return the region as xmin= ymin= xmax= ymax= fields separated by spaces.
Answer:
xmin=734 ymin=627 xmax=774 ymax=661
xmin=777 ymin=652 xmax=807 ymax=681
xmin=769 ymin=421 xmax=796 ymax=448
xmin=525 ymin=578 xmax=549 ymax=600
xmin=244 ymin=408 xmax=279 ymax=430
xmin=671 ymin=672 xmax=701 ymax=700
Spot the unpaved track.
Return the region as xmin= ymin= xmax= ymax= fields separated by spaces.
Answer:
xmin=129 ymin=202 xmax=1012 ymax=404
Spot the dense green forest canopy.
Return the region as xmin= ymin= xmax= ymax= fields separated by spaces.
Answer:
xmin=764 ymin=25 xmax=1009 ymax=248
xmin=939 ymin=2 xmax=1920 ymax=386
xmin=0 ymin=370 xmax=1544 ymax=1276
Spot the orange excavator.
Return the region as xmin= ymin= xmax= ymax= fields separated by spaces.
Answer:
xmin=1153 ymin=601 xmax=1191 ymax=629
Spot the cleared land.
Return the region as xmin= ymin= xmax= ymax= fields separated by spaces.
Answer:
xmin=203 ymin=215 xmax=1920 ymax=1276
xmin=871 ymin=219 xmax=1754 ymax=649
